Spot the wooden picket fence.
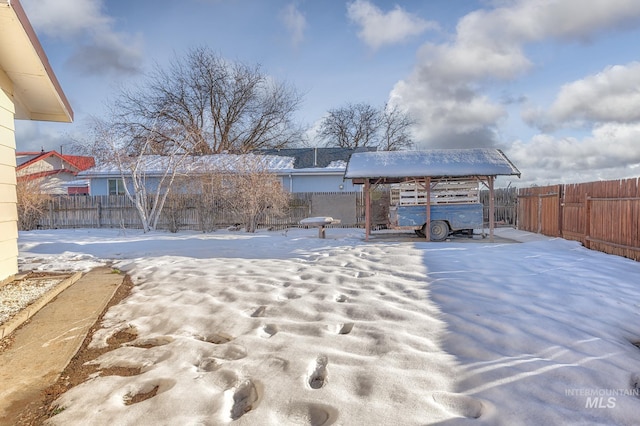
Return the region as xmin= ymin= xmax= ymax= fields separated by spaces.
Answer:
xmin=518 ymin=177 xmax=640 ymax=261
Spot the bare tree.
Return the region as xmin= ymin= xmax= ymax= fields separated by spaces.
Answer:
xmin=221 ymin=155 xmax=290 ymax=233
xmin=317 ymin=102 xmax=414 ymax=150
xmin=162 ymin=176 xmax=193 ymax=233
xmin=112 ymin=47 xmax=303 ymax=155
xmin=379 ymin=103 xmax=415 ymax=151
xmin=16 ymin=178 xmax=51 ymax=231
xmin=188 ymin=165 xmax=226 ymax=232
xmin=318 ymin=102 xmax=381 ymax=148
xmin=84 ymin=118 xmax=192 ymax=233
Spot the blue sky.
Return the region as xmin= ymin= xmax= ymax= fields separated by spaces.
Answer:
xmin=16 ymin=0 xmax=640 ymax=186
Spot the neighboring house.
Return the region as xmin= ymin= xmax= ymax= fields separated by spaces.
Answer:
xmin=80 ymin=149 xmax=370 ymax=196
xmin=0 ymin=0 xmax=73 ymax=281
xmin=17 ymin=150 xmax=94 ymax=194
xmin=258 ymin=147 xmax=376 ymax=193
xmin=79 ymin=154 xmax=296 ymax=196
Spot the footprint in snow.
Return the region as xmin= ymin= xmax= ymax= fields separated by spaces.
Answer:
xmin=122 ymin=378 xmax=175 ymax=406
xmin=308 ymin=355 xmax=328 ymax=389
xmin=277 ymin=401 xmax=339 ymax=426
xmin=630 ymin=372 xmax=640 ymax=396
xmin=196 ymin=357 xmax=222 ymax=372
xmin=211 ymin=343 xmax=248 ymax=360
xmin=251 ymin=305 xmax=267 ymax=317
xmin=196 ymin=332 xmax=233 ymax=344
xmin=260 ymin=324 xmax=278 ymax=338
xmin=328 ymin=323 xmax=354 ymax=335
xmin=432 ymin=391 xmax=483 ymax=419
xmin=338 ymin=323 xmax=354 ymax=335
xmin=227 ymin=379 xmax=261 ymax=420
xmin=128 ymin=335 xmax=175 ymax=349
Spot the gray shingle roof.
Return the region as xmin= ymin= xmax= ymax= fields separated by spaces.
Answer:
xmin=256 ymin=147 xmax=376 ymax=169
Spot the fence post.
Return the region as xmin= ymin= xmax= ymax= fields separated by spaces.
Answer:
xmin=557 ymin=185 xmax=564 ymax=237
xmin=537 ymin=194 xmax=542 ymax=234
xmin=584 ymin=193 xmax=591 ymax=249
xmin=97 ymin=197 xmax=102 ymax=228
xmin=48 ymin=199 xmax=54 ymax=229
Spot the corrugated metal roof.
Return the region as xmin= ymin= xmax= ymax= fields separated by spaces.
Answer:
xmin=344 ymin=149 xmax=520 ymax=179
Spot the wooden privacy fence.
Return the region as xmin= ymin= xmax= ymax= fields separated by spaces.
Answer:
xmin=480 ymin=187 xmax=518 ymax=227
xmin=517 ymin=185 xmax=562 ymax=236
xmin=518 ymin=177 xmax=640 ymax=261
xmin=37 ymin=192 xmax=369 ymax=232
xmin=35 ymin=189 xmax=516 ymax=233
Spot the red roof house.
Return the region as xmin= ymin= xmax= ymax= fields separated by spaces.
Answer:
xmin=16 ymin=150 xmax=95 ymax=195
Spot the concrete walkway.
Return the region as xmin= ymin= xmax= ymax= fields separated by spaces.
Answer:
xmin=0 ymin=267 xmax=125 ymax=423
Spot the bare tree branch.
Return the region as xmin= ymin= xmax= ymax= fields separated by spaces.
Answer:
xmin=83 ymin=117 xmax=192 ymax=233
xmin=112 ymin=47 xmax=303 ymax=155
xmin=379 ymin=103 xmax=415 ymax=151
xmin=317 ymin=102 xmax=414 ymax=150
xmin=318 ymin=102 xmax=381 ymax=149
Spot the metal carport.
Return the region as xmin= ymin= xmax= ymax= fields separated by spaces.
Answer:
xmin=344 ymin=149 xmax=521 ymax=241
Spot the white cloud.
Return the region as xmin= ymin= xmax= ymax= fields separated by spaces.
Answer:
xmin=22 ymin=0 xmax=143 ymax=76
xmin=458 ymin=0 xmax=640 ymax=46
xmin=67 ymin=32 xmax=145 ymax=76
xmin=526 ymin=62 xmax=640 ymax=130
xmin=14 ymin=120 xmax=80 ymax=153
xmin=549 ymin=62 xmax=640 ymax=125
xmin=346 ymin=0 xmax=436 ymax=50
xmin=280 ymin=3 xmax=307 ymax=48
xmin=506 ymin=123 xmax=640 ymax=185
xmin=23 ymin=0 xmax=112 ymax=39
xmin=390 ymin=0 xmax=640 ymax=149
xmin=392 ymin=79 xmax=505 ymax=149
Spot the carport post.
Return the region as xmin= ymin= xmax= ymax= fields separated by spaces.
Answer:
xmin=425 ymin=177 xmax=431 ymax=240
xmin=364 ymin=179 xmax=371 ymax=241
xmin=488 ymin=175 xmax=495 ymax=242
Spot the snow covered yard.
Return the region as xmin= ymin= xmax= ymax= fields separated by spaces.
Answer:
xmin=17 ymin=227 xmax=640 ymax=425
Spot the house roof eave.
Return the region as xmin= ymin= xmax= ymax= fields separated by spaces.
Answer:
xmin=0 ymin=0 xmax=73 ymax=123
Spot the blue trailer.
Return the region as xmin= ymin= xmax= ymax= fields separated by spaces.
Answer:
xmin=388 ymin=180 xmax=484 ymax=241
xmin=390 ymin=203 xmax=483 ymax=241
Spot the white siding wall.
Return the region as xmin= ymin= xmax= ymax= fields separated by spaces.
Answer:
xmin=281 ymin=173 xmax=360 ymax=193
xmin=0 ymin=75 xmax=18 ymax=282
xmin=16 ymin=156 xmax=57 ymax=176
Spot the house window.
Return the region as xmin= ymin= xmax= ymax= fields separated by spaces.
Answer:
xmin=108 ymin=179 xmax=126 ymax=195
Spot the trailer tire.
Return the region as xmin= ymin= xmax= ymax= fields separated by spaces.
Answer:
xmin=429 ymin=220 xmax=449 ymax=241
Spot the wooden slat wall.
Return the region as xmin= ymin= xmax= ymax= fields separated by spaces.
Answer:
xmin=518 ymin=177 xmax=640 ymax=261
xmin=390 ymin=179 xmax=480 ymax=205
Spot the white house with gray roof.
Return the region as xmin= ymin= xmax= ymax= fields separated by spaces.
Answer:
xmin=79 ymin=151 xmax=362 ymax=196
